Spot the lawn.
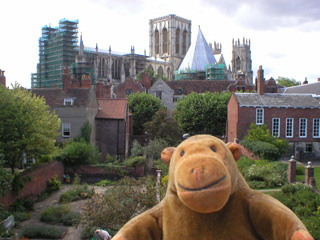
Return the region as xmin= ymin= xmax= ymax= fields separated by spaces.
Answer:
xmin=296 ymin=166 xmax=320 ymax=190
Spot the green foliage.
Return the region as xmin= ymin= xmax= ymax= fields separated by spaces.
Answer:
xmin=59 ymin=185 xmax=94 ymax=203
xmin=22 ymin=225 xmax=66 ymax=239
xmin=136 ymin=68 xmax=155 ymax=81
xmin=40 ymin=204 xmax=80 ymax=226
xmin=11 ymin=173 xmax=25 ymax=194
xmin=0 ymin=204 xmax=9 ymax=222
xmin=56 ymin=139 xmax=100 ymax=166
xmin=73 ymin=173 xmax=82 ymax=185
xmin=241 ymin=139 xmax=281 ymax=161
xmin=74 ymin=121 xmax=92 ymax=144
xmin=97 ymin=154 xmax=127 ymax=176
xmin=47 ymin=175 xmax=61 ymax=193
xmin=144 ymin=109 xmax=182 ymax=146
xmin=276 ymin=76 xmax=300 ymax=87
xmin=0 ymin=161 xmax=12 ymax=198
xmin=123 ymin=156 xmax=146 ymax=168
xmin=244 ymin=123 xmax=288 ymax=156
xmin=127 ymin=92 xmax=165 ymax=135
xmin=130 ymin=140 xmax=144 ymax=157
xmin=174 ymin=91 xmax=231 ymax=136
xmin=81 ymin=176 xmax=162 ymax=232
xmin=144 ymin=138 xmax=168 ymax=161
xmin=95 ymin=179 xmax=114 ymax=187
xmin=153 ymin=159 xmax=169 ymax=177
xmin=9 ymin=199 xmax=34 ymax=212
xmin=13 ymin=211 xmax=31 ymax=222
xmin=271 ymin=184 xmax=320 ymax=239
xmin=0 ymin=84 xmax=61 ymax=173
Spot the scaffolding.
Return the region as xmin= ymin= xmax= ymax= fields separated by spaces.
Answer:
xmin=205 ymin=63 xmax=225 ymax=81
xmin=174 ymin=69 xmax=197 ymax=81
xmin=32 ymin=19 xmax=78 ymax=88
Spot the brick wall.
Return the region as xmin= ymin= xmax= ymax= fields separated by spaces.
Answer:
xmin=0 ymin=161 xmax=64 ymax=208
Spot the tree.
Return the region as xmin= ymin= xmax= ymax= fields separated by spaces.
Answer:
xmin=74 ymin=121 xmax=92 ymax=144
xmin=276 ymin=77 xmax=300 ymax=87
xmin=144 ymin=109 xmax=182 ymax=146
xmin=0 ymin=84 xmax=61 ymax=173
xmin=127 ymin=92 xmax=165 ymax=135
xmin=173 ymin=92 xmax=231 ymax=136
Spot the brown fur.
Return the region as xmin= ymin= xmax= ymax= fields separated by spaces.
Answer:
xmin=113 ymin=135 xmax=313 ymax=240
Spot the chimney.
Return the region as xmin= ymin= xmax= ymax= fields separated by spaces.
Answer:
xmin=0 ymin=69 xmax=6 ymax=87
xmin=303 ymin=77 xmax=308 ymax=85
xmin=81 ymin=74 xmax=92 ymax=89
xmin=257 ymin=65 xmax=265 ymax=95
xmin=62 ymin=65 xmax=71 ymax=92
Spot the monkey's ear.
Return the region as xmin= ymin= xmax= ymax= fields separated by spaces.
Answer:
xmin=161 ymin=147 xmax=176 ymax=166
xmin=227 ymin=142 xmax=242 ymax=161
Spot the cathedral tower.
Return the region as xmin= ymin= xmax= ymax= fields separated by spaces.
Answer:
xmin=149 ymin=14 xmax=192 ymax=73
xmin=231 ymin=38 xmax=253 ymax=84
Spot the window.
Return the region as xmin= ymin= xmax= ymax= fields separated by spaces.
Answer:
xmin=64 ymin=98 xmax=74 ymax=106
xmin=299 ymin=118 xmax=307 ymax=138
xmin=286 ymin=118 xmax=294 ymax=138
xmin=272 ymin=118 xmax=280 ymax=137
xmin=256 ymin=108 xmax=264 ymax=125
xmin=178 ymin=88 xmax=183 ymax=95
xmin=62 ymin=122 xmax=71 ymax=137
xmin=313 ymin=118 xmax=320 ymax=138
xmin=156 ymin=91 xmax=162 ymax=100
xmin=173 ymin=97 xmax=179 ymax=102
xmin=126 ymin=89 xmax=133 ymax=95
xmin=305 ymin=144 xmax=313 ymax=153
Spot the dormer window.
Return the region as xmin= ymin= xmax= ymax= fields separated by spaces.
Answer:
xmin=178 ymin=88 xmax=183 ymax=95
xmin=64 ymin=98 xmax=74 ymax=106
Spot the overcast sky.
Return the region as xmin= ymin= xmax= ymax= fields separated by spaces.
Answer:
xmin=1 ymin=0 xmax=320 ymax=88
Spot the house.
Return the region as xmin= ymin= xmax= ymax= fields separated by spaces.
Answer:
xmin=113 ymin=76 xmax=146 ymax=98
xmin=32 ymin=67 xmax=131 ymax=161
xmin=149 ymin=74 xmax=254 ymax=113
xmin=96 ymin=99 xmax=131 ymax=160
xmin=0 ymin=69 xmax=6 ymax=87
xmin=227 ymin=66 xmax=320 ymax=161
xmin=284 ymin=78 xmax=320 ymax=95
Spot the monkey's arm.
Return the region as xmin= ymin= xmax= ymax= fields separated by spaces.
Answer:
xmin=248 ymin=192 xmax=313 ymax=240
xmin=112 ymin=203 xmax=163 ymax=240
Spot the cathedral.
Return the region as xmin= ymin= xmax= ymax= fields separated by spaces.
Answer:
xmin=31 ymin=15 xmax=252 ymax=89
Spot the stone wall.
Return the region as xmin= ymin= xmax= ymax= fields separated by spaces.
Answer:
xmin=0 ymin=161 xmax=64 ymax=208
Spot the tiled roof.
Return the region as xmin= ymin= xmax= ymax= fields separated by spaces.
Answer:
xmin=234 ymin=93 xmax=320 ymax=108
xmin=96 ymin=99 xmax=128 ymax=119
xmin=178 ymin=27 xmax=216 ymax=71
xmin=32 ymin=88 xmax=91 ymax=107
xmin=284 ymin=82 xmax=320 ymax=94
xmin=166 ymin=80 xmax=234 ymax=95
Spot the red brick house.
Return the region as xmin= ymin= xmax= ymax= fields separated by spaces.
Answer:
xmin=227 ymin=66 xmax=320 ymax=160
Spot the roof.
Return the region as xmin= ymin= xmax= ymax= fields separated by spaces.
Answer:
xmin=234 ymin=93 xmax=320 ymax=108
xmin=178 ymin=27 xmax=216 ymax=72
xmin=284 ymin=81 xmax=320 ymax=95
xmin=96 ymin=99 xmax=128 ymax=119
xmin=166 ymin=80 xmax=234 ymax=95
xmin=32 ymin=88 xmax=92 ymax=107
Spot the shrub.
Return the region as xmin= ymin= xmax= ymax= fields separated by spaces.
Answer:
xmin=130 ymin=140 xmax=144 ymax=157
xmin=40 ymin=204 xmax=80 ymax=226
xmin=56 ymin=140 xmax=100 ymax=166
xmin=0 ymin=204 xmax=9 ymax=222
xmin=153 ymin=159 xmax=169 ymax=177
xmin=237 ymin=156 xmax=255 ymax=175
xmin=81 ymin=176 xmax=162 ymax=232
xmin=22 ymin=225 xmax=66 ymax=239
xmin=0 ymin=161 xmax=12 ymax=198
xmin=281 ymin=182 xmax=313 ymax=194
xmin=123 ymin=156 xmax=146 ymax=168
xmin=9 ymin=199 xmax=34 ymax=212
xmin=13 ymin=211 xmax=31 ymax=222
xmin=248 ymin=180 xmax=267 ymax=189
xmin=47 ymin=175 xmax=61 ymax=193
xmin=241 ymin=139 xmax=281 ymax=161
xmin=60 ymin=185 xmax=94 ymax=203
xmin=95 ymin=179 xmax=114 ymax=187
xmin=144 ymin=138 xmax=168 ymax=161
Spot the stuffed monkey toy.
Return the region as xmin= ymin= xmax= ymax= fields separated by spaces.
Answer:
xmin=112 ymin=135 xmax=314 ymax=240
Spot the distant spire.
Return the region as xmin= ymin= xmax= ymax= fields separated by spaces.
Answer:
xmin=109 ymin=45 xmax=111 ymax=54
xmin=79 ymin=32 xmax=84 ymax=56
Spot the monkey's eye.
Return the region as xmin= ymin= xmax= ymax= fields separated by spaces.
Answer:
xmin=210 ymin=146 xmax=217 ymax=152
xmin=180 ymin=150 xmax=185 ymax=156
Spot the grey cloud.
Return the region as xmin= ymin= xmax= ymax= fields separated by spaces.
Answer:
xmin=200 ymin=0 xmax=320 ymax=30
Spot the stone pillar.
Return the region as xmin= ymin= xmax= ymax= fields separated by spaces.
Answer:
xmin=156 ymin=170 xmax=162 ymax=203
xmin=305 ymin=161 xmax=314 ymax=187
xmin=288 ymin=156 xmax=296 ymax=184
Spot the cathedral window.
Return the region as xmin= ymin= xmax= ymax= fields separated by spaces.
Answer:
xmin=155 ymin=30 xmax=160 ymax=55
xmin=182 ymin=30 xmax=187 ymax=54
xmin=157 ymin=66 xmax=163 ymax=76
xmin=236 ymin=57 xmax=241 ymax=71
xmin=163 ymin=28 xmax=168 ymax=54
xmin=176 ymin=29 xmax=180 ymax=54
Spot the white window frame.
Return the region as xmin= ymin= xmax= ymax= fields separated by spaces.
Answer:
xmin=256 ymin=108 xmax=264 ymax=125
xmin=62 ymin=122 xmax=71 ymax=137
xmin=313 ymin=118 xmax=320 ymax=138
xmin=305 ymin=143 xmax=313 ymax=153
xmin=272 ymin=118 xmax=280 ymax=137
xmin=64 ymin=98 xmax=74 ymax=106
xmin=286 ymin=118 xmax=294 ymax=138
xmin=299 ymin=118 xmax=307 ymax=138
